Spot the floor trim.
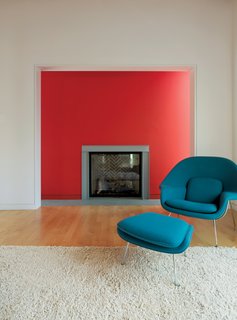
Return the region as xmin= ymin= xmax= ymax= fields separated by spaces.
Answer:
xmin=41 ymin=199 xmax=160 ymax=206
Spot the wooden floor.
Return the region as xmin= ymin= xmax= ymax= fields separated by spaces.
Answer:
xmin=0 ymin=205 xmax=236 ymax=247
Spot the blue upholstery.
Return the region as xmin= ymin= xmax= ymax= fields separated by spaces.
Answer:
xmin=117 ymin=212 xmax=194 ymax=254
xmin=186 ymin=177 xmax=223 ymax=203
xmin=166 ymin=199 xmax=217 ymax=213
xmin=160 ymin=156 xmax=237 ymax=220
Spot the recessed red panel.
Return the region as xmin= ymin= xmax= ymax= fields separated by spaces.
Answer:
xmin=41 ymin=71 xmax=191 ymax=199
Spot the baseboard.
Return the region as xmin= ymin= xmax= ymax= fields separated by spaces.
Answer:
xmin=0 ymin=200 xmax=161 ymax=210
xmin=0 ymin=203 xmax=40 ymax=210
xmin=41 ymin=199 xmax=161 ymax=206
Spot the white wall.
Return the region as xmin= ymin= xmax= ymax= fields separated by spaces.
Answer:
xmin=233 ymin=0 xmax=237 ymax=162
xmin=0 ymin=0 xmax=234 ymax=209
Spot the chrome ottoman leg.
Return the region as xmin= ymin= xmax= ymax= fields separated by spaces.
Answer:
xmin=172 ymin=254 xmax=180 ymax=287
xmin=213 ymin=220 xmax=218 ymax=247
xmin=121 ymin=242 xmax=130 ymax=265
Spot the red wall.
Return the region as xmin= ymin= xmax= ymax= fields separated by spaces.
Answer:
xmin=41 ymin=71 xmax=191 ymax=199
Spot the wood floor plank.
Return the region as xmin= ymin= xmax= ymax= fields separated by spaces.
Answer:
xmin=0 ymin=206 xmax=236 ymax=247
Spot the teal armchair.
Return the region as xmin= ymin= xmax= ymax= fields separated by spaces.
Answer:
xmin=160 ymin=157 xmax=237 ymax=246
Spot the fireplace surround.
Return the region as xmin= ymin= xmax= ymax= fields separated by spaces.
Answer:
xmin=82 ymin=146 xmax=149 ymax=200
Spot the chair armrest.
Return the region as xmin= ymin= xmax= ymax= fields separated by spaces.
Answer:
xmin=211 ymin=191 xmax=237 ymax=219
xmin=219 ymin=191 xmax=237 ymax=207
xmin=160 ymin=185 xmax=186 ymax=204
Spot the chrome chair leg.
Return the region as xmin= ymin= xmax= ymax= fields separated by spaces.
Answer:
xmin=213 ymin=220 xmax=218 ymax=247
xmin=121 ymin=242 xmax=130 ymax=265
xmin=230 ymin=202 xmax=236 ymax=231
xmin=172 ymin=254 xmax=179 ymax=286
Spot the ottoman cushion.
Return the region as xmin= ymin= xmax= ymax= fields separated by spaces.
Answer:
xmin=117 ymin=212 xmax=191 ymax=249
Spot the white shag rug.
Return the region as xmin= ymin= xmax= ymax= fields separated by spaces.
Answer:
xmin=0 ymin=246 xmax=237 ymax=320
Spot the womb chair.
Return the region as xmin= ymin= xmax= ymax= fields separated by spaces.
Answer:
xmin=160 ymin=156 xmax=237 ymax=246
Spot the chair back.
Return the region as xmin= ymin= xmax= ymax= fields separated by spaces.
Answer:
xmin=161 ymin=156 xmax=237 ymax=192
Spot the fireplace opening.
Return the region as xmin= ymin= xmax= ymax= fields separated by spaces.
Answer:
xmin=89 ymin=152 xmax=142 ymax=197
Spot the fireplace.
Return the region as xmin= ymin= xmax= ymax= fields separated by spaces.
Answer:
xmin=89 ymin=152 xmax=142 ymax=197
xmin=82 ymin=146 xmax=149 ymax=200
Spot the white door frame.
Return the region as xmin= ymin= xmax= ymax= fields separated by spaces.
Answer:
xmin=34 ymin=65 xmax=197 ymax=208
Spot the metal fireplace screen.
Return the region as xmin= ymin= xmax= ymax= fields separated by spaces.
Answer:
xmin=89 ymin=152 xmax=142 ymax=197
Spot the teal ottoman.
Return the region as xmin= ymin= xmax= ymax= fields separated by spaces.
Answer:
xmin=117 ymin=212 xmax=194 ymax=285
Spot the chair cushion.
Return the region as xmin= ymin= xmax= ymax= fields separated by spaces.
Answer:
xmin=165 ymin=199 xmax=218 ymax=213
xmin=117 ymin=212 xmax=190 ymax=248
xmin=185 ymin=177 xmax=223 ymax=203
